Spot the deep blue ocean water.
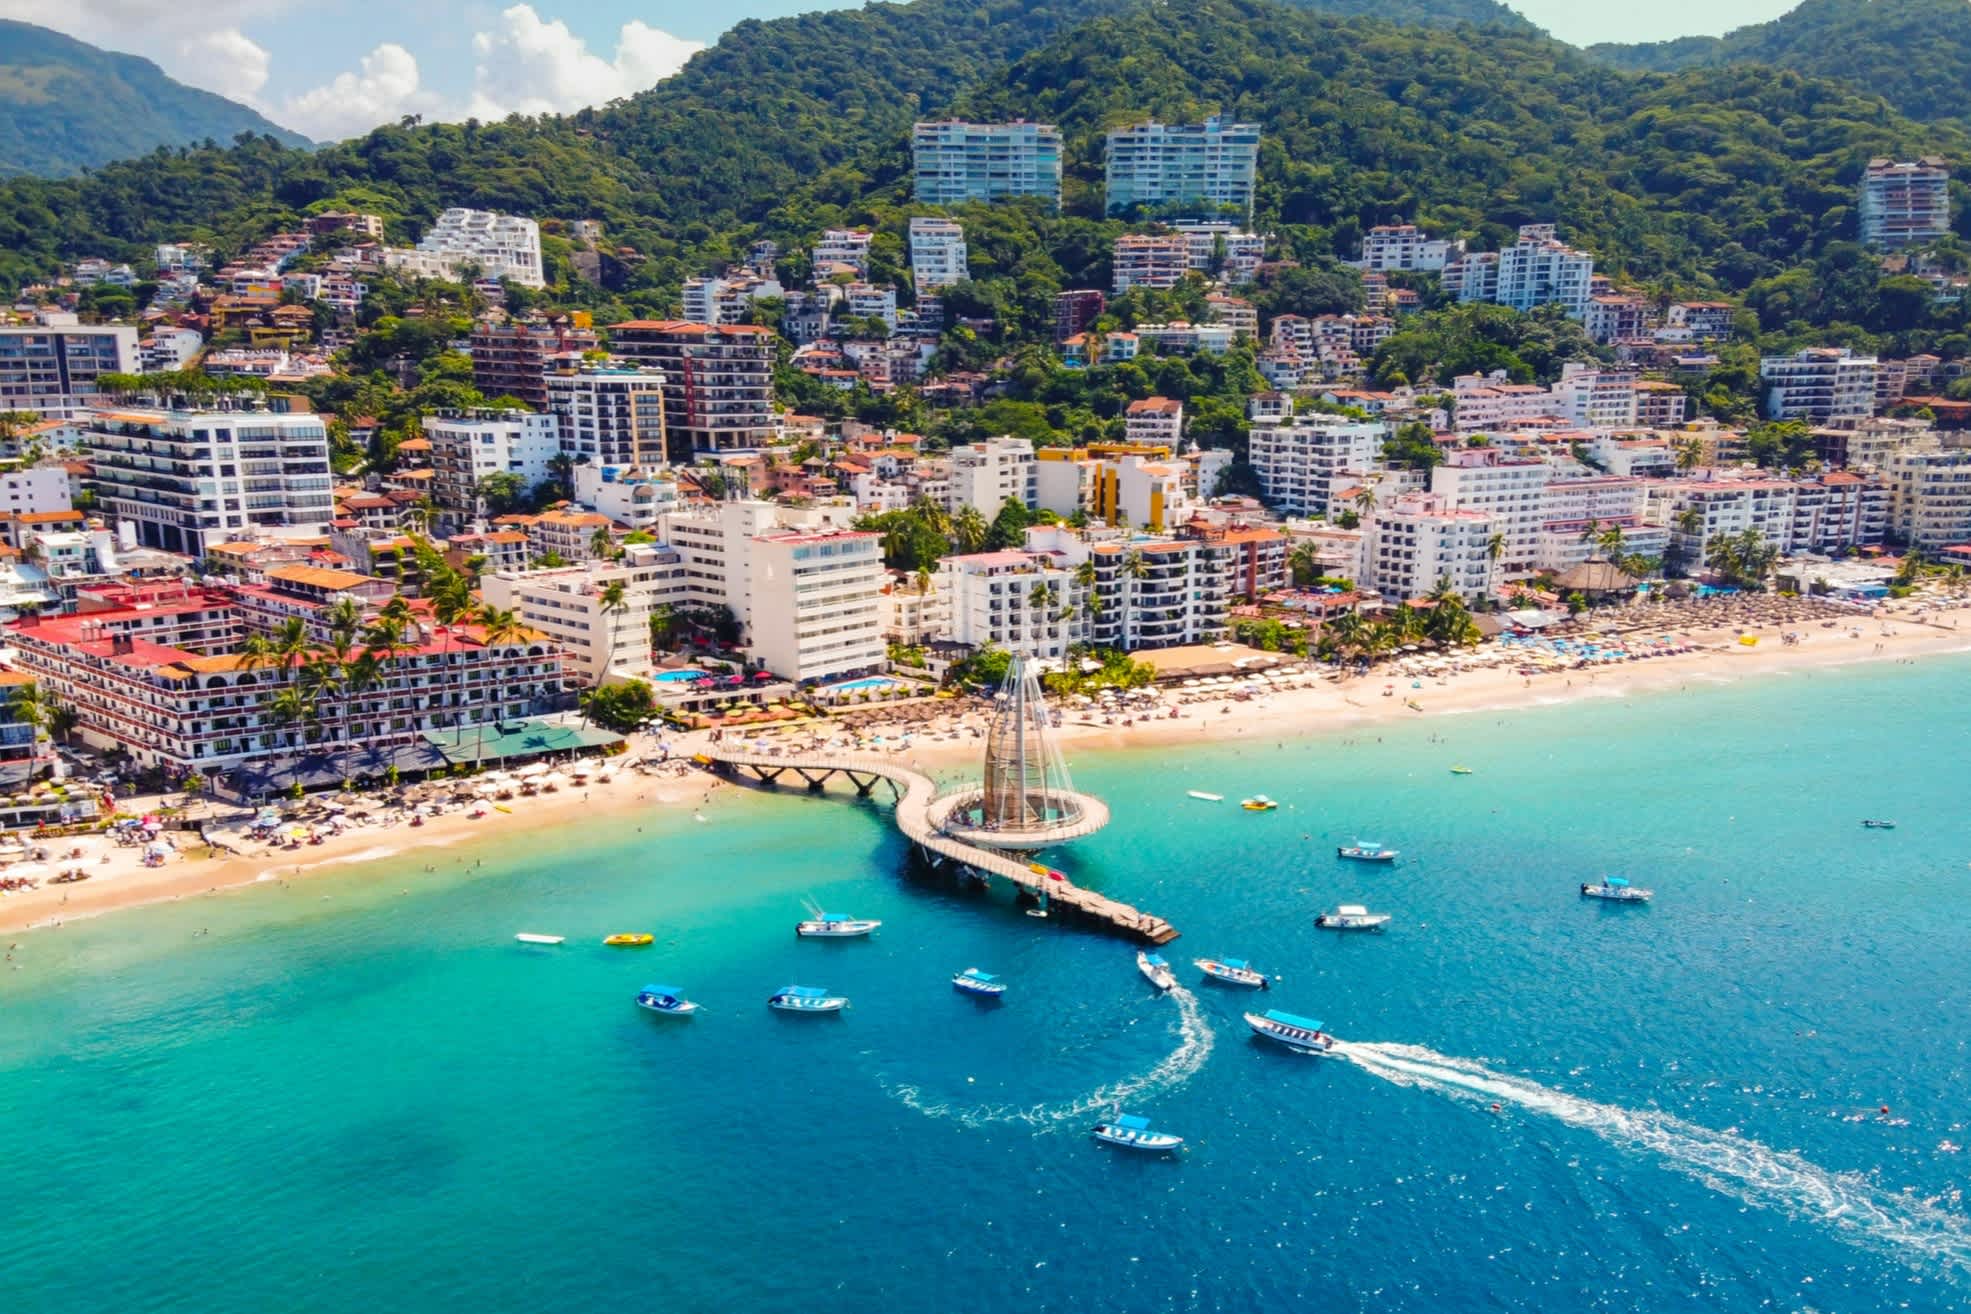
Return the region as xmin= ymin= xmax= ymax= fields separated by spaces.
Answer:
xmin=4 ymin=656 xmax=1971 ymax=1313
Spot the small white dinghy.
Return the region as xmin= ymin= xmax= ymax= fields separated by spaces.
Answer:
xmin=1091 ymin=1113 xmax=1183 ymax=1153
xmin=1315 ymin=904 xmax=1391 ymax=931
xmin=1186 ymin=790 xmax=1224 ymax=802
xmin=514 ymin=933 xmax=565 ymax=945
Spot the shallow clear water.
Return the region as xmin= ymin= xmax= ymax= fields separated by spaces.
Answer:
xmin=4 ymin=656 xmax=1971 ymax=1312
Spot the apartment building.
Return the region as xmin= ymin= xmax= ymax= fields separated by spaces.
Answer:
xmin=470 ymin=319 xmax=601 ymax=409
xmin=572 ymin=463 xmax=684 ymax=531
xmin=85 ymin=406 xmax=334 ymax=557
xmin=1054 ymin=290 xmax=1105 ymax=343
xmin=1357 ymin=224 xmax=1463 ymax=272
xmin=1086 ymin=536 xmax=1231 ymax=651
xmin=423 ymin=409 xmax=561 ymax=522
xmin=939 ymin=549 xmax=1086 ymax=663
xmin=546 ymin=362 xmax=668 ymax=467
xmin=1760 ymin=348 xmax=1880 ymax=422
xmin=1092 ymin=453 xmax=1188 ymax=532
xmin=1860 ymin=158 xmax=1951 ymax=251
xmin=1885 ymin=444 xmax=1971 ymax=547
xmin=1104 ymin=116 xmax=1260 ymax=218
xmin=948 ymin=437 xmax=1038 ymax=518
xmin=811 ymin=229 xmax=874 ymax=276
xmin=1490 ymin=225 xmax=1595 ymax=318
xmin=1583 ymin=295 xmax=1651 ymax=345
xmin=842 ymin=283 xmax=899 ymax=332
xmin=607 ymin=321 xmax=777 ymax=457
xmin=1533 ymin=476 xmax=1668 ymax=572
xmin=1112 ymin=235 xmax=1192 ymax=292
xmin=528 ymin=509 xmax=617 ymax=563
xmin=1123 ymin=397 xmax=1184 ymax=447
xmin=1648 ymin=472 xmax=1891 ymax=560
xmin=908 ymin=218 xmax=969 ymax=293
xmin=1246 ymin=416 xmax=1388 ymax=516
xmin=382 ymin=208 xmax=544 ymax=287
xmin=1359 ymin=492 xmax=1497 ymax=603
xmin=0 ymin=314 xmax=140 ymax=418
xmin=747 ymin=528 xmax=886 ymax=682
xmin=1428 ymin=448 xmax=1547 ymax=575
xmin=480 ymin=544 xmax=687 ymax=683
xmin=911 ymin=121 xmax=1062 ymax=208
xmin=0 ymin=466 xmax=73 ymax=518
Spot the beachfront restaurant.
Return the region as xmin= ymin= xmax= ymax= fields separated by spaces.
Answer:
xmin=221 ymin=720 xmax=624 ymax=798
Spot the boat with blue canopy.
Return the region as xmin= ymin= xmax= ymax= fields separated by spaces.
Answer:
xmin=952 ymin=968 xmax=1007 ymax=998
xmin=1580 ymin=876 xmax=1652 ymax=902
xmin=768 ymin=985 xmax=848 ymax=1012
xmin=1137 ymin=950 xmax=1176 ymax=991
xmin=1245 ymin=1010 xmax=1337 ymax=1054
xmin=1337 ymin=841 xmax=1399 ymax=863
xmin=1194 ymin=957 xmax=1269 ymax=988
xmin=635 ymin=984 xmax=699 ymax=1016
xmin=1091 ymin=1113 xmax=1183 ymax=1152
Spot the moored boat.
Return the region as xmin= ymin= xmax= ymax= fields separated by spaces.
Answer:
xmin=1137 ymin=950 xmax=1177 ymax=991
xmin=768 ymin=985 xmax=848 ymax=1012
xmin=1450 ymin=766 xmax=1474 ymax=775
xmin=1337 ymin=841 xmax=1399 ymax=863
xmin=952 ymin=968 xmax=1007 ymax=998
xmin=514 ymin=932 xmax=564 ymax=945
xmin=796 ymin=907 xmax=883 ymax=937
xmin=635 ymin=984 xmax=699 ymax=1016
xmin=1241 ymin=795 xmax=1278 ymax=812
xmin=1860 ymin=819 xmax=1897 ymax=830
xmin=1244 ymin=1010 xmax=1338 ymax=1055
xmin=1315 ymin=903 xmax=1391 ymax=931
xmin=1091 ymin=1113 xmax=1183 ymax=1152
xmin=1194 ymin=956 xmax=1269 ymax=988
xmin=603 ymin=932 xmax=654 ymax=947
xmin=1580 ymin=877 xmax=1652 ymax=902
xmin=1187 ymin=790 xmax=1225 ymax=802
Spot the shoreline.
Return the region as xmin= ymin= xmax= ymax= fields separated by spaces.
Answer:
xmin=6 ymin=602 xmax=1968 ymax=940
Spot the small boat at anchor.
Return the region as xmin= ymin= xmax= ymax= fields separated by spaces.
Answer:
xmin=1187 ymin=790 xmax=1225 ymax=802
xmin=796 ymin=898 xmax=882 ymax=938
xmin=1337 ymin=841 xmax=1399 ymax=863
xmin=1091 ymin=1113 xmax=1184 ymax=1152
xmin=1860 ymin=819 xmax=1897 ymax=830
xmin=1137 ymin=951 xmax=1177 ymax=991
xmin=635 ymin=984 xmax=699 ymax=1016
xmin=1315 ymin=904 xmax=1391 ymax=931
xmin=768 ymin=985 xmax=848 ymax=1013
xmin=1244 ymin=1010 xmax=1338 ymax=1055
xmin=1194 ymin=957 xmax=1270 ymax=988
xmin=1450 ymin=766 xmax=1474 ymax=776
xmin=603 ymin=932 xmax=654 ymax=947
xmin=1580 ymin=877 xmax=1652 ymax=902
xmin=952 ymin=968 xmax=1007 ymax=998
xmin=514 ymin=932 xmax=564 ymax=945
xmin=1241 ymin=795 xmax=1278 ymax=812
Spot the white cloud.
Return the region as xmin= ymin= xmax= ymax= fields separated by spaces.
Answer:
xmin=465 ymin=4 xmax=702 ymax=120
xmin=280 ymin=43 xmax=438 ymax=142
xmin=175 ymin=28 xmax=271 ymax=103
xmin=0 ymin=1 xmax=288 ymax=97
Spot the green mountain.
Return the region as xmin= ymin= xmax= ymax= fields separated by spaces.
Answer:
xmin=0 ymin=20 xmax=310 ymax=178
xmin=0 ymin=0 xmax=1955 ymax=329
xmin=1589 ymin=0 xmax=1971 ymax=124
xmin=1284 ymin=0 xmax=1535 ymax=28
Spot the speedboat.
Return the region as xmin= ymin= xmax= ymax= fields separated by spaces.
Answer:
xmin=1194 ymin=957 xmax=1269 ymax=988
xmin=1315 ymin=904 xmax=1391 ymax=931
xmin=514 ymin=932 xmax=564 ymax=945
xmin=1244 ymin=1010 xmax=1338 ymax=1055
xmin=1337 ymin=842 xmax=1399 ymax=863
xmin=603 ymin=932 xmax=654 ymax=947
xmin=1091 ymin=1113 xmax=1183 ymax=1152
xmin=796 ymin=911 xmax=882 ymax=938
xmin=1187 ymin=790 xmax=1225 ymax=802
xmin=952 ymin=968 xmax=1007 ymax=998
xmin=1241 ymin=795 xmax=1278 ymax=812
xmin=1580 ymin=877 xmax=1652 ymax=902
xmin=1861 ymin=819 xmax=1897 ymax=830
xmin=1137 ymin=951 xmax=1177 ymax=991
xmin=768 ymin=985 xmax=848 ymax=1013
xmin=635 ymin=984 xmax=699 ymax=1016
xmin=1450 ymin=766 xmax=1474 ymax=775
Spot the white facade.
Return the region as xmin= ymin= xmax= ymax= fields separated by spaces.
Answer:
xmin=1104 ymin=116 xmax=1260 ymax=218
xmin=423 ymin=409 xmax=562 ymax=520
xmin=1428 ymin=449 xmax=1548 ymax=576
xmin=948 ymin=437 xmax=1037 ymax=518
xmin=912 ymin=121 xmax=1062 ymax=208
xmin=812 ymin=229 xmax=874 ymax=275
xmin=842 ymin=283 xmax=899 ymax=333
xmin=1247 ymin=417 xmax=1387 ymax=516
xmin=1861 ymin=158 xmax=1950 ymax=251
xmin=939 ymin=550 xmax=1085 ymax=662
xmin=747 ymin=528 xmax=887 ymax=682
xmin=139 ymin=326 xmax=203 ymax=374
xmin=382 ymin=208 xmax=544 ymax=288
xmin=572 ymin=464 xmax=683 ymax=531
xmin=1360 ymin=493 xmax=1497 ymax=603
xmin=1493 ymin=225 xmax=1594 ymax=318
xmin=480 ymin=544 xmax=688 ymax=684
xmin=1357 ymin=224 xmax=1462 ymax=272
xmin=1886 ymin=445 xmax=1971 ymax=547
xmin=0 ymin=317 xmax=140 ymax=418
xmin=1761 ymin=349 xmax=1880 ymax=422
xmin=1123 ymin=397 xmax=1184 ymax=447
xmin=908 ymin=218 xmax=968 ymax=292
xmin=547 ymin=364 xmax=668 ymax=466
xmin=0 ymin=466 xmax=73 ymax=517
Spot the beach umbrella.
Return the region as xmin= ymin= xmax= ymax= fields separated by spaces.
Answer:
xmin=516 ymin=762 xmax=551 ymax=778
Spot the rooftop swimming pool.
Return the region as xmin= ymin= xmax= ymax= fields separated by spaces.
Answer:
xmin=827 ymin=676 xmax=911 ymax=693
xmin=649 ymin=669 xmax=710 ymax=684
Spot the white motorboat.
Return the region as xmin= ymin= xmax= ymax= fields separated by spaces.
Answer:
xmin=1244 ymin=1010 xmax=1338 ymax=1055
xmin=1194 ymin=956 xmax=1269 ymax=988
xmin=1580 ymin=877 xmax=1652 ymax=903
xmin=796 ymin=896 xmax=882 ymax=937
xmin=1336 ymin=842 xmax=1399 ymax=863
xmin=952 ymin=968 xmax=1007 ymax=998
xmin=514 ymin=932 xmax=564 ymax=945
xmin=1315 ymin=903 xmax=1391 ymax=931
xmin=635 ymin=984 xmax=699 ymax=1016
xmin=1187 ymin=790 xmax=1225 ymax=802
xmin=768 ymin=985 xmax=848 ymax=1013
xmin=1091 ymin=1113 xmax=1183 ymax=1152
xmin=1137 ymin=951 xmax=1177 ymax=991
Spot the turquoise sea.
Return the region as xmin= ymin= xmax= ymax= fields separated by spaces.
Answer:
xmin=5 ymin=655 xmax=1971 ymax=1312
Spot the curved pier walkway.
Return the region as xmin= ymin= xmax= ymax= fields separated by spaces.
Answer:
xmin=699 ymin=748 xmax=1178 ymax=944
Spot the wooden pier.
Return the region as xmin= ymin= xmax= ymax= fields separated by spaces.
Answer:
xmin=699 ymin=748 xmax=1178 ymax=944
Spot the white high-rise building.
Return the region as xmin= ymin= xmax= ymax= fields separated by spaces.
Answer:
xmin=1246 ymin=416 xmax=1388 ymax=516
xmin=1760 ymin=348 xmax=1880 ymax=422
xmin=0 ymin=314 xmax=139 ymax=418
xmin=912 ymin=121 xmax=1062 ymax=208
xmin=84 ymin=406 xmax=334 ymax=556
xmin=1488 ymin=224 xmax=1594 ymax=318
xmin=1428 ymin=448 xmax=1548 ymax=576
xmin=1104 ymin=116 xmax=1260 ymax=218
xmin=812 ymin=229 xmax=874 ymax=276
xmin=546 ymin=363 xmax=669 ymax=467
xmin=948 ymin=437 xmax=1037 ymax=519
xmin=1357 ymin=224 xmax=1463 ymax=272
xmin=939 ymin=549 xmax=1085 ymax=663
xmin=480 ymin=545 xmax=688 ymax=684
xmin=908 ymin=218 xmax=969 ymax=293
xmin=1886 ymin=444 xmax=1971 ymax=547
xmin=423 ymin=409 xmax=563 ymax=522
xmin=382 ymin=208 xmax=544 ymax=287
xmin=1860 ymin=158 xmax=1950 ymax=251
xmin=1360 ymin=492 xmax=1497 ymax=603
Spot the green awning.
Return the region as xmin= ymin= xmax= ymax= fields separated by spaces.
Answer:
xmin=420 ymin=719 xmax=624 ymax=765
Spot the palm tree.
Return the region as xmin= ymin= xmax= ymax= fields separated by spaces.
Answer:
xmin=431 ymin=575 xmax=474 ymax=729
xmin=598 ymin=579 xmax=630 ymax=669
xmin=242 ymin=616 xmax=313 ymax=693
xmin=318 ymin=598 xmax=365 ymax=748
xmin=649 ymin=602 xmax=677 ymax=653
xmin=1595 ymin=524 xmax=1627 ymax=562
xmin=265 ymin=685 xmax=318 ymax=751
xmin=344 ymin=650 xmax=385 ymax=744
xmin=589 ymin=524 xmax=618 ymax=561
xmin=1351 ymin=485 xmax=1379 ymax=521
xmin=473 ymin=605 xmax=531 ymax=758
xmin=1289 ymin=542 xmax=1321 ymax=588
xmin=952 ymin=506 xmax=989 ymax=554
xmin=1673 ymin=438 xmax=1703 ymax=472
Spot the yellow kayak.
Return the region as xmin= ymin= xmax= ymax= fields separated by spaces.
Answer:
xmin=603 ymin=933 xmax=654 ymax=947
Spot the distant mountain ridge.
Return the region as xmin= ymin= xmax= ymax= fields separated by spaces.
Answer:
xmin=0 ymin=20 xmax=310 ymax=178
xmin=1589 ymin=0 xmax=1971 ymax=124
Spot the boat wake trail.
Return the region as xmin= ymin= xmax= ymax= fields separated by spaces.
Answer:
xmin=1336 ymin=1041 xmax=1971 ymax=1275
xmin=887 ymin=987 xmax=1215 ymax=1129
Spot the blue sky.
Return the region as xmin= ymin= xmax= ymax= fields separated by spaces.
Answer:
xmin=0 ymin=0 xmax=1804 ymax=141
